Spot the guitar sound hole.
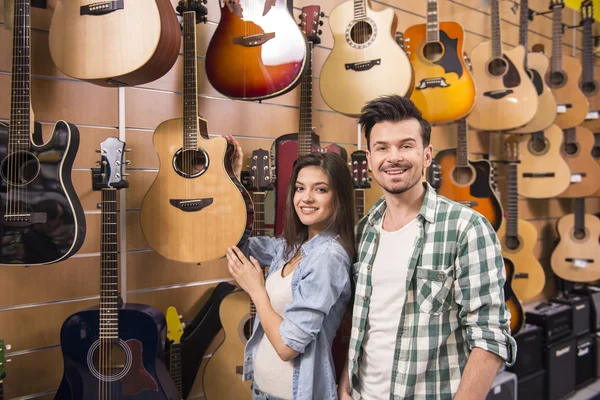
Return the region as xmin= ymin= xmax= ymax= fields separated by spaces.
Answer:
xmin=592 ymin=145 xmax=600 ymax=159
xmin=548 ymin=71 xmax=566 ymax=87
xmin=528 ymin=137 xmax=549 ymax=155
xmin=452 ymin=166 xmax=473 ymax=185
xmin=574 ymin=228 xmax=586 ymax=240
xmin=487 ymin=58 xmax=507 ymax=77
xmin=173 ymin=148 xmax=209 ymax=178
xmin=423 ymin=42 xmax=443 ymax=62
xmin=92 ymin=342 xmax=128 ymax=379
xmin=350 ymin=21 xmax=373 ymax=45
xmin=0 ymin=151 xmax=40 ymax=186
xmin=581 ymin=80 xmax=599 ymax=96
xmin=505 ymin=236 xmax=520 ymax=251
xmin=243 ymin=319 xmax=253 ymax=340
xmin=564 ymin=142 xmax=580 ymax=156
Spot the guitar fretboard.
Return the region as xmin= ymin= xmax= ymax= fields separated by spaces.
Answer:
xmin=518 ymin=0 xmax=529 ymax=70
xmin=575 ymin=197 xmax=586 ymax=233
xmin=354 ymin=189 xmax=365 ymax=219
xmin=353 ymin=0 xmax=366 ymax=19
xmin=457 ymin=119 xmax=469 ymax=167
xmin=252 ymin=192 xmax=266 ymax=237
xmin=582 ymin=19 xmax=594 ymax=85
xmin=426 ymin=0 xmax=439 ymax=43
xmin=507 ymin=163 xmax=518 ymax=238
xmin=491 ymin=0 xmax=503 ymax=58
xmin=298 ymin=42 xmax=314 ymax=158
xmin=183 ymin=11 xmax=199 ymax=151
xmin=100 ymin=189 xmax=119 ymax=341
xmin=9 ymin=0 xmax=31 ymax=152
xmin=170 ymin=343 xmax=183 ymax=397
xmin=551 ymin=5 xmax=563 ymax=74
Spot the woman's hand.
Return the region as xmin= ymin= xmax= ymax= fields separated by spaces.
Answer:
xmin=226 ymin=246 xmax=265 ymax=298
xmin=224 ymin=134 xmax=243 ymax=182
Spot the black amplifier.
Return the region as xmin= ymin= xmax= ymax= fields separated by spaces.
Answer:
xmin=526 ymin=302 xmax=572 ymax=344
xmin=551 ymin=295 xmax=591 ymax=337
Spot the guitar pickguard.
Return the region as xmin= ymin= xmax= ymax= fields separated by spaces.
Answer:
xmin=434 ymin=31 xmax=463 ymax=78
xmin=528 ymin=67 xmax=544 ymax=96
xmin=502 ymin=54 xmax=521 ymax=88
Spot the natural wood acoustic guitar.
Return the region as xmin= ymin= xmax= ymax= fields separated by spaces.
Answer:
xmin=558 ymin=126 xmax=600 ymax=198
xmin=49 ymin=0 xmax=181 ymax=87
xmin=551 ymin=198 xmax=600 ymax=282
xmin=468 ymin=0 xmax=537 ymax=131
xmin=140 ymin=1 xmax=253 ymax=264
xmin=580 ymin=2 xmax=600 ymax=135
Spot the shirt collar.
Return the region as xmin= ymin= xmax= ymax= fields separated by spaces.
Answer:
xmin=367 ymin=182 xmax=437 ymax=226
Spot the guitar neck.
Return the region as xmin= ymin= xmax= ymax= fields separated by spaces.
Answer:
xmin=252 ymin=192 xmax=266 ymax=236
xmin=426 ymin=0 xmax=439 ymax=42
xmin=582 ymin=20 xmax=594 ymax=84
xmin=170 ymin=343 xmax=183 ymax=397
xmin=575 ymin=197 xmax=586 ymax=233
xmin=551 ymin=5 xmax=563 ymax=73
xmin=491 ymin=0 xmax=503 ymax=58
xmin=353 ymin=0 xmax=367 ymax=19
xmin=518 ymin=0 xmax=529 ymax=69
xmin=507 ymin=164 xmax=519 ymax=238
xmin=100 ymin=188 xmax=119 ymax=341
xmin=456 ymin=119 xmax=469 ymax=167
xmin=9 ymin=0 xmax=31 ymax=152
xmin=298 ymin=42 xmax=314 ymax=158
xmin=354 ymin=189 xmax=365 ymax=220
xmin=183 ymin=11 xmax=199 ymax=151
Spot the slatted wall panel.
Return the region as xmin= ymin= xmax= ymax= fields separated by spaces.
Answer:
xmin=0 ymin=0 xmax=598 ymax=398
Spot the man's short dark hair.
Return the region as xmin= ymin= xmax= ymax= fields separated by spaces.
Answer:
xmin=358 ymin=95 xmax=431 ymax=149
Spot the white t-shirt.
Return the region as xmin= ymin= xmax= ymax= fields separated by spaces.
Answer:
xmin=358 ymin=217 xmax=420 ymax=400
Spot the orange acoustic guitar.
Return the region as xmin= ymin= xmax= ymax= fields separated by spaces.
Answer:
xmin=205 ymin=0 xmax=307 ymax=100
xmin=546 ymin=0 xmax=589 ymax=129
xmin=558 ymin=126 xmax=600 ymax=198
xmin=468 ymin=0 xmax=537 ymax=131
xmin=580 ymin=2 xmax=600 ymax=136
xmin=504 ymin=257 xmax=525 ymax=335
xmin=403 ymin=0 xmax=475 ymax=124
xmin=497 ymin=137 xmax=546 ymax=301
xmin=551 ymin=198 xmax=600 ymax=282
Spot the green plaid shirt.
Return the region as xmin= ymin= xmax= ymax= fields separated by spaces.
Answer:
xmin=349 ymin=183 xmax=516 ymax=400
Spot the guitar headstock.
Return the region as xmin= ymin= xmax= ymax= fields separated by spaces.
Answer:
xmin=427 ymin=160 xmax=442 ymax=189
xmin=92 ymin=137 xmax=130 ymax=191
xmin=549 ymin=0 xmax=565 ymax=10
xmin=0 ymin=340 xmax=11 ymax=381
xmin=245 ymin=149 xmax=273 ymax=192
xmin=395 ymin=32 xmax=404 ymax=49
xmin=299 ymin=5 xmax=324 ymax=44
xmin=176 ymin=0 xmax=208 ymax=23
xmin=166 ymin=307 xmax=185 ymax=345
xmin=503 ymin=136 xmax=520 ymax=163
xmin=581 ymin=0 xmax=594 ymax=23
xmin=350 ymin=151 xmax=371 ymax=189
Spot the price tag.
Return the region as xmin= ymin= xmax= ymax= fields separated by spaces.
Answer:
xmin=586 ymin=111 xmax=600 ymax=120
xmin=574 ymin=259 xmax=588 ymax=268
xmin=571 ymin=174 xmax=582 ymax=183
xmin=557 ymin=105 xmax=567 ymax=113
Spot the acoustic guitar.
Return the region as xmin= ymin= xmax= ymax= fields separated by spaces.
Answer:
xmin=203 ymin=149 xmax=272 ymax=400
xmin=403 ymin=0 xmax=475 ymax=124
xmin=55 ymin=138 xmax=178 ymax=400
xmin=49 ymin=0 xmax=181 ymax=87
xmin=551 ymin=198 xmax=600 ymax=282
xmin=497 ymin=137 xmax=546 ymax=301
xmin=1 ymin=0 xmax=86 ymax=266
xmin=166 ymin=307 xmax=185 ymax=399
xmin=512 ymin=0 xmax=557 ymax=133
xmin=580 ymin=1 xmax=600 ymax=134
xmin=468 ymin=0 xmax=537 ymax=131
xmin=140 ymin=1 xmax=253 ymax=264
xmin=205 ymin=0 xmax=307 ymax=100
xmin=432 ymin=119 xmax=503 ymax=231
xmin=503 ymin=257 xmax=525 ymax=335
xmin=516 ymin=125 xmax=571 ymax=198
xmin=319 ymin=0 xmax=413 ymax=116
xmin=546 ymin=0 xmax=589 ymax=129
xmin=558 ymin=126 xmax=600 ymax=198
xmin=273 ymin=6 xmax=347 ymax=236
xmin=0 ymin=340 xmax=10 ymax=400
xmin=594 ymin=133 xmax=600 ymax=196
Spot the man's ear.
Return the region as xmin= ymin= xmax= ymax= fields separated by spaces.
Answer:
xmin=423 ymin=144 xmax=433 ymax=168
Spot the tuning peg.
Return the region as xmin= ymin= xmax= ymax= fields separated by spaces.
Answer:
xmin=299 ymin=12 xmax=304 ymax=19
xmin=320 ymin=11 xmax=324 ymax=17
xmin=318 ymin=29 xmax=322 ymax=35
xmin=5 ymin=344 xmax=11 ymax=351
xmin=182 ymin=322 xmax=187 ymax=329
xmin=319 ymin=20 xmax=324 ymax=26
xmin=124 ymin=160 xmax=131 ymax=165
xmin=95 ymin=148 xmax=105 ymax=153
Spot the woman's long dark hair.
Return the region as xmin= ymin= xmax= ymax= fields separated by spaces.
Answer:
xmin=282 ymin=152 xmax=356 ymax=261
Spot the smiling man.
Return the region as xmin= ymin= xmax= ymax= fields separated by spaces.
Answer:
xmin=337 ymin=95 xmax=516 ymax=400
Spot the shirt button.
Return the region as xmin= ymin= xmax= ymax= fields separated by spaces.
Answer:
xmin=352 ymin=358 xmax=356 ymax=363
xmin=363 ymin=296 xmax=368 ymax=301
xmin=358 ymin=327 xmax=362 ymax=332
xmin=366 ymin=265 xmax=371 ymax=270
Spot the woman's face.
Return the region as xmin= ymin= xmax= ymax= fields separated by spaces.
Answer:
xmin=293 ymin=166 xmax=335 ymax=234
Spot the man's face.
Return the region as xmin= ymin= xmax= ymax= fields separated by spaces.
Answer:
xmin=366 ymin=119 xmax=432 ymax=195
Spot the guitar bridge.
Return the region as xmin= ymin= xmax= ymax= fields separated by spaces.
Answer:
xmin=416 ymin=77 xmax=450 ymax=90
xmin=169 ymin=198 xmax=213 ymax=212
xmin=3 ymin=213 xmax=47 ymax=227
xmin=483 ymin=90 xmax=514 ymax=99
xmin=80 ymin=0 xmax=124 ymax=15
xmin=522 ymin=172 xmax=555 ymax=178
xmin=345 ymin=59 xmax=381 ymax=72
xmin=233 ymin=33 xmax=275 ymax=47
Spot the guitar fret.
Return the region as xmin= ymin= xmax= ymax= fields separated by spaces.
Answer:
xmin=507 ymin=164 xmax=518 ymax=237
xmin=299 ymin=42 xmax=314 ymax=157
xmin=518 ymin=0 xmax=529 ymax=70
xmin=456 ymin=119 xmax=468 ymax=167
xmin=491 ymin=0 xmax=502 ymax=58
xmin=183 ymin=11 xmax=199 ymax=150
xmin=551 ymin=5 xmax=563 ymax=74
xmin=582 ymin=21 xmax=594 ymax=84
xmin=353 ymin=0 xmax=366 ymax=19
xmin=426 ymin=0 xmax=439 ymax=43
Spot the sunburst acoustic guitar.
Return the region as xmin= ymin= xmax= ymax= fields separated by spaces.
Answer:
xmin=546 ymin=0 xmax=589 ymax=129
xmin=504 ymin=257 xmax=525 ymax=335
xmin=140 ymin=1 xmax=253 ymax=264
xmin=403 ymin=0 xmax=475 ymax=124
xmin=319 ymin=0 xmax=413 ymax=116
xmin=551 ymin=198 xmax=600 ymax=282
xmin=468 ymin=0 xmax=537 ymax=131
xmin=558 ymin=126 xmax=600 ymax=198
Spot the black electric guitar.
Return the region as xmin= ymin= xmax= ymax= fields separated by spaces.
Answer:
xmin=55 ymin=138 xmax=178 ymax=400
xmin=0 ymin=0 xmax=85 ymax=266
xmin=166 ymin=306 xmax=185 ymax=399
xmin=0 ymin=340 xmax=10 ymax=400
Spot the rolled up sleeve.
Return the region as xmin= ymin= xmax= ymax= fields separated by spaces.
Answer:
xmin=241 ymin=236 xmax=281 ymax=268
xmin=279 ymin=245 xmax=351 ymax=354
xmin=454 ymin=217 xmax=517 ymax=366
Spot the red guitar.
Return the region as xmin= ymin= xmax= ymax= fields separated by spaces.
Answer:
xmin=273 ymin=6 xmax=347 ymax=235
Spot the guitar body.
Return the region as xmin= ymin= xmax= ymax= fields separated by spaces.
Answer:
xmin=594 ymin=133 xmax=600 ymax=196
xmin=272 ymin=133 xmax=348 ymax=235
xmin=55 ymin=304 xmax=178 ymax=400
xmin=140 ymin=117 xmax=253 ymax=263
xmin=205 ymin=0 xmax=306 ymax=100
xmin=546 ymin=55 xmax=589 ymax=129
xmin=320 ymin=1 xmax=412 ymax=117
xmin=0 ymin=121 xmax=86 ymax=266
xmin=516 ymin=52 xmax=558 ymax=133
xmin=559 ymin=126 xmax=600 ymax=198
xmin=49 ymin=0 xmax=181 ymax=87
xmin=517 ymin=125 xmax=571 ymax=198
xmin=469 ymin=43 xmax=538 ymax=131
xmin=434 ymin=149 xmax=503 ymax=231
xmin=503 ymin=256 xmax=524 ymax=335
xmin=404 ymin=21 xmax=475 ymax=124
xmin=551 ymin=213 xmax=600 ymax=282
xmin=497 ymin=219 xmax=546 ymax=301
xmin=203 ymin=290 xmax=251 ymax=400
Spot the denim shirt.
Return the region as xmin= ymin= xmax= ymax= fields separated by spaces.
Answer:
xmin=241 ymin=232 xmax=352 ymax=400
